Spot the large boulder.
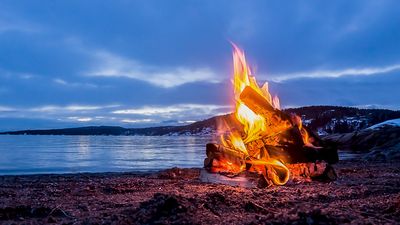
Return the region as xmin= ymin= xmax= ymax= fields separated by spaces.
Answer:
xmin=323 ymin=119 xmax=400 ymax=161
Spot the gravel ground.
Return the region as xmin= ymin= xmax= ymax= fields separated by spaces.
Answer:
xmin=0 ymin=160 xmax=399 ymax=225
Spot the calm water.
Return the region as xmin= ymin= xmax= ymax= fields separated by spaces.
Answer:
xmin=0 ymin=135 xmax=212 ymax=175
xmin=0 ymin=135 xmax=354 ymax=175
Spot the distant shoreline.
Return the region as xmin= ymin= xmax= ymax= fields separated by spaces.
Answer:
xmin=1 ymin=105 xmax=399 ymax=136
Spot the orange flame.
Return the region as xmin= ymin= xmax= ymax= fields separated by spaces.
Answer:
xmin=217 ymin=43 xmax=290 ymax=185
xmin=219 ymin=131 xmax=248 ymax=155
xmin=250 ymin=159 xmax=290 ymax=185
xmin=291 ymin=114 xmax=314 ymax=147
xmin=232 ymin=43 xmax=267 ymax=144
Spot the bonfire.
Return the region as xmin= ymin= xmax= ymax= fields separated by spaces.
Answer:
xmin=203 ymin=44 xmax=339 ymax=187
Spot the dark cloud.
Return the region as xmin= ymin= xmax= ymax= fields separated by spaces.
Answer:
xmin=270 ymin=71 xmax=400 ymax=109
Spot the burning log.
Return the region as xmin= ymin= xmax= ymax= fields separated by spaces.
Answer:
xmin=286 ymin=161 xmax=337 ymax=181
xmin=240 ymin=85 xmax=291 ymax=123
xmin=203 ymin=44 xmax=339 ymax=187
xmin=240 ymin=86 xmax=339 ymax=164
xmin=200 ymin=143 xmax=337 ymax=187
xmin=204 ymin=143 xmax=246 ymax=174
xmin=204 ymin=143 xmax=337 ymax=187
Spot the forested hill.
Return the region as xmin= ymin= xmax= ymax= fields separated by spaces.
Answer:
xmin=284 ymin=106 xmax=400 ymax=134
xmin=1 ymin=106 xmax=399 ymax=136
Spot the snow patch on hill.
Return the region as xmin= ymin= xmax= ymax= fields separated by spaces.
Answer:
xmin=367 ymin=118 xmax=400 ymax=130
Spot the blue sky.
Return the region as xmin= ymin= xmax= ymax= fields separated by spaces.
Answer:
xmin=0 ymin=0 xmax=399 ymax=130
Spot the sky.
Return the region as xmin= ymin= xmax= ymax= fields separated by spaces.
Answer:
xmin=0 ymin=0 xmax=399 ymax=131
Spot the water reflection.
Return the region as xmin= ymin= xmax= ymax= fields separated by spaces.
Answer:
xmin=0 ymin=135 xmax=211 ymax=175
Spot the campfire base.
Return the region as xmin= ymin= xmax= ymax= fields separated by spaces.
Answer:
xmin=200 ymin=169 xmax=263 ymax=188
xmin=201 ymin=161 xmax=337 ymax=188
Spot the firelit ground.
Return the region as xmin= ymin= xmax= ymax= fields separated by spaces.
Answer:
xmin=0 ymin=160 xmax=399 ymax=224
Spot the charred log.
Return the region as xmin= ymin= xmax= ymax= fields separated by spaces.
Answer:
xmin=202 ymin=162 xmax=336 ymax=188
xmin=204 ymin=143 xmax=246 ymax=174
xmin=204 ymin=143 xmax=337 ymax=186
xmin=287 ymin=161 xmax=337 ymax=181
xmin=240 ymin=86 xmax=339 ymax=164
xmin=240 ymin=86 xmax=292 ymax=124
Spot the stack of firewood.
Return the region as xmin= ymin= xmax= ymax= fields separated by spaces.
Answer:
xmin=204 ymin=86 xmax=339 ymax=187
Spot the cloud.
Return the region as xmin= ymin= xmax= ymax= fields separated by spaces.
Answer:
xmin=0 ymin=103 xmax=231 ymax=128
xmin=112 ymin=104 xmax=230 ymax=116
xmin=0 ymin=104 xmax=119 ymax=116
xmin=121 ymin=119 xmax=154 ymax=123
xmin=0 ymin=0 xmax=400 ymax=130
xmin=30 ymin=105 xmax=108 ymax=113
xmin=0 ymin=67 xmax=37 ymax=80
xmin=85 ymin=51 xmax=220 ymax=88
xmin=67 ymin=116 xmax=93 ymax=122
xmin=270 ymin=64 xmax=400 ymax=82
xmin=53 ymin=78 xmax=98 ymax=88
xmin=270 ymin=70 xmax=400 ymax=109
xmin=0 ymin=106 xmax=15 ymax=112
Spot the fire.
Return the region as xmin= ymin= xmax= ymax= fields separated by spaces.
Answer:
xmin=235 ymin=103 xmax=265 ymax=143
xmin=216 ymin=44 xmax=312 ymax=185
xmin=205 ymin=47 xmax=339 ymax=186
xmin=291 ymin=114 xmax=315 ymax=147
xmin=232 ymin=44 xmax=267 ymax=144
xmin=219 ymin=131 xmax=247 ymax=155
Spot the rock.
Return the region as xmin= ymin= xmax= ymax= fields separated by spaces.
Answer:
xmin=324 ymin=126 xmax=400 ymax=161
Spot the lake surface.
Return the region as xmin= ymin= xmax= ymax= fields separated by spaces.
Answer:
xmin=0 ymin=135 xmax=212 ymax=175
xmin=0 ymin=135 xmax=355 ymax=175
